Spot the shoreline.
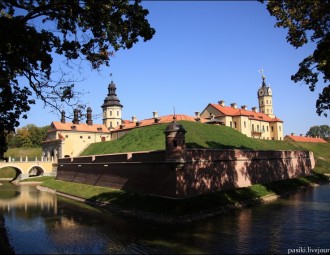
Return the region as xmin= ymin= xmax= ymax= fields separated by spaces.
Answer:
xmin=36 ymin=186 xmax=286 ymax=224
xmin=14 ymin=173 xmax=330 ymax=224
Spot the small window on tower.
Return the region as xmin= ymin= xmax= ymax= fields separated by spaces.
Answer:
xmin=110 ymin=111 xmax=112 ymax=116
xmin=117 ymin=111 xmax=119 ymax=116
xmin=173 ymin=140 xmax=178 ymax=147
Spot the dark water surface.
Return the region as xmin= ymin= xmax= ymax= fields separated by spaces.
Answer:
xmin=0 ymin=182 xmax=329 ymax=254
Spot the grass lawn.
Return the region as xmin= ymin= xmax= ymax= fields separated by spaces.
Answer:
xmin=40 ymin=172 xmax=329 ymax=217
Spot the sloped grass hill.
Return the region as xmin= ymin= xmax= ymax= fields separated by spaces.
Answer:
xmin=81 ymin=121 xmax=330 ymax=173
xmin=82 ymin=121 xmax=292 ymax=155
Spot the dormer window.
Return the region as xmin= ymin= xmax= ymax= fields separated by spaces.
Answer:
xmin=97 ymin=127 xmax=102 ymax=132
xmin=71 ymin=125 xmax=76 ymax=130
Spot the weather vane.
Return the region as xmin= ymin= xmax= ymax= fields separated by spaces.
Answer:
xmin=258 ymin=68 xmax=265 ymax=77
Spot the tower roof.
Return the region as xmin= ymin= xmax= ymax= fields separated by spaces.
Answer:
xmin=102 ymin=81 xmax=123 ymax=108
xmin=258 ymin=75 xmax=272 ymax=97
xmin=164 ymin=116 xmax=187 ymax=133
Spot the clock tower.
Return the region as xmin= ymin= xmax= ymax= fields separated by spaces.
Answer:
xmin=257 ymin=74 xmax=275 ymax=118
xmin=102 ymin=81 xmax=123 ymax=130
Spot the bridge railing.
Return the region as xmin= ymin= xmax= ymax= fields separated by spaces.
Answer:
xmin=3 ymin=156 xmax=56 ymax=163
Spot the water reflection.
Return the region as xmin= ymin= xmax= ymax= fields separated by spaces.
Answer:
xmin=0 ymin=183 xmax=57 ymax=214
xmin=0 ymin=182 xmax=329 ymax=254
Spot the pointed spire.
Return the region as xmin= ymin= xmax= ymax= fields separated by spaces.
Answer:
xmin=262 ymin=75 xmax=266 ymax=87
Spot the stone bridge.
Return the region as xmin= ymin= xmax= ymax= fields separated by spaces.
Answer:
xmin=0 ymin=157 xmax=57 ymax=180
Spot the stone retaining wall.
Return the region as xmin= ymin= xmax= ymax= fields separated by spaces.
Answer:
xmin=56 ymin=149 xmax=315 ymax=198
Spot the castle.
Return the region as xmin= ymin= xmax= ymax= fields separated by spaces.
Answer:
xmin=41 ymin=75 xmax=284 ymax=159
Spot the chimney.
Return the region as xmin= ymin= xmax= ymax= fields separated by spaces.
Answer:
xmin=86 ymin=107 xmax=93 ymax=125
xmin=61 ymin=110 xmax=66 ymax=123
xmin=153 ymin=111 xmax=160 ymax=123
xmin=72 ymin=109 xmax=79 ymax=124
xmin=218 ymin=100 xmax=225 ymax=106
xmin=300 ymin=134 xmax=303 ymax=137
xmin=132 ymin=116 xmax=137 ymax=123
xmin=241 ymin=105 xmax=248 ymax=110
xmin=291 ymin=133 xmax=295 ymax=136
xmin=252 ymin=107 xmax=257 ymax=112
xmin=231 ymin=103 xmax=237 ymax=109
xmin=195 ymin=112 xmax=201 ymax=122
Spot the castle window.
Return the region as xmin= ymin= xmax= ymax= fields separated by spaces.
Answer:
xmin=80 ymin=136 xmax=83 ymax=139
xmin=110 ymin=111 xmax=112 ymax=116
xmin=117 ymin=111 xmax=119 ymax=116
xmin=271 ymin=126 xmax=274 ymax=132
xmin=266 ymin=100 xmax=269 ymax=104
xmin=234 ymin=122 xmax=237 ymax=128
xmin=261 ymin=101 xmax=263 ymax=105
xmin=173 ymin=140 xmax=178 ymax=147
xmin=252 ymin=124 xmax=254 ymax=131
xmin=267 ymin=126 xmax=269 ymax=132
xmin=230 ymin=121 xmax=232 ymax=128
xmin=244 ymin=121 xmax=246 ymax=128
xmin=88 ymin=136 xmax=91 ymax=139
xmin=65 ymin=135 xmax=69 ymax=138
xmin=279 ymin=126 xmax=282 ymax=131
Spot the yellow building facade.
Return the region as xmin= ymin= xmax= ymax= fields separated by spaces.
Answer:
xmin=200 ymin=76 xmax=284 ymax=140
xmin=41 ymin=108 xmax=110 ymax=159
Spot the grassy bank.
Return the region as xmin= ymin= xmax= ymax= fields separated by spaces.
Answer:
xmin=39 ymin=172 xmax=329 ymax=221
xmin=0 ymin=167 xmax=16 ymax=178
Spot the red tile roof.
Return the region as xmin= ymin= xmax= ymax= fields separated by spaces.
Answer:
xmin=208 ymin=103 xmax=283 ymax=123
xmin=50 ymin=121 xmax=110 ymax=133
xmin=285 ymin=135 xmax=327 ymax=143
xmin=112 ymin=114 xmax=206 ymax=132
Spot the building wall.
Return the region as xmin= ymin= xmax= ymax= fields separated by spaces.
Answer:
xmin=42 ymin=130 xmax=111 ymax=159
xmin=56 ymin=148 xmax=314 ymax=198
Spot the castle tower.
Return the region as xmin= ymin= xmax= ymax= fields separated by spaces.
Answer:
xmin=164 ymin=116 xmax=187 ymax=162
xmin=257 ymin=74 xmax=275 ymax=118
xmin=102 ymin=81 xmax=123 ymax=129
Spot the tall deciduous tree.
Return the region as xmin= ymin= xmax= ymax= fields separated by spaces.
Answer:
xmin=260 ymin=0 xmax=330 ymax=117
xmin=0 ymin=0 xmax=155 ymax=159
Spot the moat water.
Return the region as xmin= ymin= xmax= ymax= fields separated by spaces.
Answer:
xmin=0 ymin=181 xmax=329 ymax=254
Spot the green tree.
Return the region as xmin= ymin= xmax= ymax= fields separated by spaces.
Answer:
xmin=0 ymin=0 xmax=155 ymax=159
xmin=260 ymin=0 xmax=330 ymax=117
xmin=306 ymin=125 xmax=330 ymax=139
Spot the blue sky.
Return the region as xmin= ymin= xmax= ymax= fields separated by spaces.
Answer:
xmin=19 ymin=1 xmax=329 ymax=135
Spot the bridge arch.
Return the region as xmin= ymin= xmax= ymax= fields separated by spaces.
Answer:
xmin=28 ymin=165 xmax=45 ymax=177
xmin=0 ymin=165 xmax=23 ymax=180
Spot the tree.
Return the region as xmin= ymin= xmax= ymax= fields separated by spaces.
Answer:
xmin=306 ymin=125 xmax=330 ymax=139
xmin=7 ymin=124 xmax=49 ymax=148
xmin=0 ymin=0 xmax=155 ymax=159
xmin=260 ymin=0 xmax=330 ymax=117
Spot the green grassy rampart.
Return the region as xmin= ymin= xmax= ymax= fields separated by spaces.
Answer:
xmin=81 ymin=121 xmax=330 ymax=174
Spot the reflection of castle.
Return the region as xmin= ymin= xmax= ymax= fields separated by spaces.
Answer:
xmin=42 ymin=75 xmax=284 ymax=159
